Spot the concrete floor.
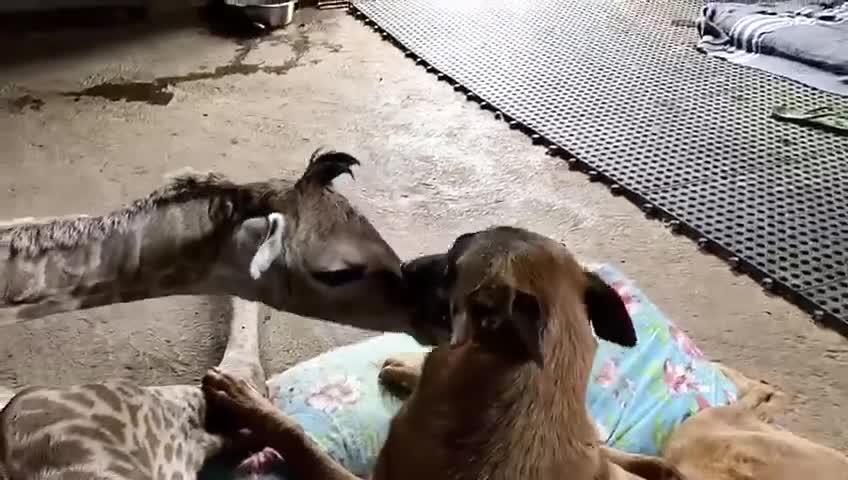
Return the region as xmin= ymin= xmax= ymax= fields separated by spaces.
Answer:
xmin=1 ymin=8 xmax=847 ymax=451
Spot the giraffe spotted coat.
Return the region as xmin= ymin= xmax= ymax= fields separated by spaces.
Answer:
xmin=1 ymin=383 xmax=220 ymax=480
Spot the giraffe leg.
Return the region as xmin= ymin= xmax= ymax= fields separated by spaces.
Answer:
xmin=214 ymin=297 xmax=267 ymax=395
xmin=139 ymin=296 xmax=269 ymax=475
xmin=140 ymin=296 xmax=270 ymax=471
xmin=204 ymin=297 xmax=277 ymax=474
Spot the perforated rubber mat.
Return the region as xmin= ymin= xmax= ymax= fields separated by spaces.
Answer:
xmin=350 ymin=0 xmax=848 ymax=334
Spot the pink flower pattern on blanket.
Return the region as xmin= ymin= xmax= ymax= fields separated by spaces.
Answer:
xmin=668 ymin=324 xmax=704 ymax=360
xmin=596 ymin=358 xmax=636 ymax=408
xmin=611 ymin=280 xmax=641 ymax=315
xmin=596 ymin=358 xmax=620 ymax=387
xmin=306 ymin=374 xmax=363 ymax=414
xmin=663 ymin=360 xmax=711 ymax=411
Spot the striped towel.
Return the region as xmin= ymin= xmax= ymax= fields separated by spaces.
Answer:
xmin=697 ymin=1 xmax=848 ymax=96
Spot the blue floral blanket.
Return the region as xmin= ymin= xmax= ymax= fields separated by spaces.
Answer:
xmin=200 ymin=263 xmax=738 ymax=479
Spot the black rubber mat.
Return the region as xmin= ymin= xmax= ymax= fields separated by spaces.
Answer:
xmin=350 ymin=0 xmax=848 ymax=334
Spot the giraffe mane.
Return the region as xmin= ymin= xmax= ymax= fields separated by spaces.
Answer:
xmin=1 ymin=170 xmax=277 ymax=258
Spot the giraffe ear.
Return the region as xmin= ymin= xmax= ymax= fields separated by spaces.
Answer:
xmin=249 ymin=213 xmax=287 ymax=280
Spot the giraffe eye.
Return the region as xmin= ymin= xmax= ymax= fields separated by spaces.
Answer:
xmin=310 ymin=265 xmax=367 ymax=287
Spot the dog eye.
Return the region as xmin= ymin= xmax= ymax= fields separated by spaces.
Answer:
xmin=311 ymin=265 xmax=367 ymax=287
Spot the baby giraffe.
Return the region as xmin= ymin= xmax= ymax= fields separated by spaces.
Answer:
xmin=0 ymin=150 xmax=425 ymax=480
xmin=202 ymin=226 xmax=684 ymax=480
xmin=1 ymin=296 xmax=266 ymax=480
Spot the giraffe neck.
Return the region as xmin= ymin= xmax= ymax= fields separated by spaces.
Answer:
xmin=0 ymin=197 xmax=280 ymax=322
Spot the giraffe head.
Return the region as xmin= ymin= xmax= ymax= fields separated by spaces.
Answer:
xmin=1 ymin=150 xmax=415 ymax=336
xmin=233 ymin=149 xmax=411 ymax=333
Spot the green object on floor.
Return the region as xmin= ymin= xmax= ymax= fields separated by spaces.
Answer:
xmin=772 ymin=105 xmax=848 ymax=135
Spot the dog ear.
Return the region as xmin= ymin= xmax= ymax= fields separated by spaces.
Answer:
xmin=583 ymin=271 xmax=637 ymax=347
xmin=468 ymin=282 xmax=546 ymax=368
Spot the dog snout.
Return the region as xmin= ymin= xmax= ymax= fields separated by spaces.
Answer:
xmin=400 ymin=257 xmax=431 ymax=279
xmin=401 ymin=253 xmax=448 ymax=286
xmin=400 ymin=253 xmax=454 ymax=343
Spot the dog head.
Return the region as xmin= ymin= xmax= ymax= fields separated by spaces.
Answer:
xmin=402 ymin=227 xmax=636 ymax=366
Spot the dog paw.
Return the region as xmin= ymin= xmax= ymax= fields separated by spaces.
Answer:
xmin=385 ymin=352 xmax=427 ymax=371
xmin=379 ymin=354 xmax=425 ymax=391
xmin=379 ymin=365 xmax=413 ymax=391
xmin=202 ymin=367 xmax=274 ymax=426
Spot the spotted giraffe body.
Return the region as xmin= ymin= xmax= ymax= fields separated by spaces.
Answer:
xmin=0 ymin=297 xmax=264 ymax=480
xmin=1 ymin=384 xmax=217 ymax=480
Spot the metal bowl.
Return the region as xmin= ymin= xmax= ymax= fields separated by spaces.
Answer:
xmin=230 ymin=0 xmax=297 ymax=29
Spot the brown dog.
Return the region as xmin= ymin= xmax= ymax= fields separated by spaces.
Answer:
xmin=203 ymin=226 xmax=684 ymax=480
xmin=663 ymin=364 xmax=848 ymax=480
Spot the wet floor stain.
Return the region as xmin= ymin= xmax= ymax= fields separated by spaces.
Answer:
xmin=7 ymin=95 xmax=44 ymax=113
xmin=62 ymin=33 xmax=319 ymax=106
xmin=67 ymin=81 xmax=175 ymax=105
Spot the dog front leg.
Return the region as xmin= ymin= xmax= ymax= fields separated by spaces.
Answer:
xmin=601 ymin=446 xmax=686 ymax=480
xmin=203 ymin=368 xmax=362 ymax=480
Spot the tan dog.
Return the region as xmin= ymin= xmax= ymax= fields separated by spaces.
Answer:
xmin=663 ymin=364 xmax=848 ymax=480
xmin=203 ymin=226 xmax=684 ymax=480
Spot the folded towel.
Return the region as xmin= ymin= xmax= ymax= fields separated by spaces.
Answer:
xmin=697 ymin=1 xmax=848 ymax=96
